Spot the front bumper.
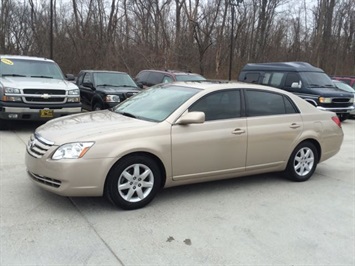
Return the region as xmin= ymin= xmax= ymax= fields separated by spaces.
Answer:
xmin=0 ymin=102 xmax=82 ymax=121
xmin=317 ymin=105 xmax=354 ymax=114
xmin=25 ymin=149 xmax=113 ymax=197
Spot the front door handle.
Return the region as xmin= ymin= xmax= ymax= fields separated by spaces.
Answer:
xmin=232 ymin=128 xmax=246 ymax=135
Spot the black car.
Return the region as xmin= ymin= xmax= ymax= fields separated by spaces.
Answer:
xmin=238 ymin=62 xmax=354 ymax=121
xmin=134 ymin=69 xmax=206 ymax=88
xmin=76 ymin=70 xmax=141 ymax=111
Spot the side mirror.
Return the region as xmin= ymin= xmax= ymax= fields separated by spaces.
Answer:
xmin=65 ymin=74 xmax=75 ymax=81
xmin=136 ymin=82 xmax=144 ymax=89
xmin=83 ymin=82 xmax=94 ymax=89
xmin=175 ymin=111 xmax=205 ymax=125
xmin=291 ymin=81 xmax=302 ymax=89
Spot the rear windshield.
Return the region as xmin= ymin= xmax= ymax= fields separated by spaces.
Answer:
xmin=175 ymin=74 xmax=206 ymax=82
xmin=0 ymin=58 xmax=64 ymax=80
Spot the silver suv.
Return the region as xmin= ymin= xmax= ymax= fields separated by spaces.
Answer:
xmin=0 ymin=55 xmax=81 ymax=129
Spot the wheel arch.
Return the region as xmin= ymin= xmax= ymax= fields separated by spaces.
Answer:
xmin=294 ymin=138 xmax=321 ymax=163
xmin=104 ymin=151 xmax=167 ymax=192
xmin=91 ymin=95 xmax=104 ymax=109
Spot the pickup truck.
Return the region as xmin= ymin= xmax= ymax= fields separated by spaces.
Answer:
xmin=76 ymin=70 xmax=140 ymax=111
xmin=0 ymin=55 xmax=81 ymax=129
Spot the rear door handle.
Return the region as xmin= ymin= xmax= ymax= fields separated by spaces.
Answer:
xmin=290 ymin=123 xmax=301 ymax=129
xmin=232 ymin=128 xmax=246 ymax=135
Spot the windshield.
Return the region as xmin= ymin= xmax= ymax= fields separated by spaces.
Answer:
xmin=0 ymin=58 xmax=64 ymax=79
xmin=175 ymin=74 xmax=206 ymax=82
xmin=94 ymin=72 xmax=137 ymax=88
xmin=302 ymin=72 xmax=335 ymax=88
xmin=334 ymin=81 xmax=355 ymax=93
xmin=113 ymin=85 xmax=200 ymax=122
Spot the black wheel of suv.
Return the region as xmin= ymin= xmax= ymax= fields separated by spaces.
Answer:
xmin=93 ymin=102 xmax=103 ymax=111
xmin=338 ymin=113 xmax=349 ymax=122
xmin=284 ymin=141 xmax=318 ymax=182
xmin=105 ymin=155 xmax=162 ymax=210
xmin=0 ymin=119 xmax=8 ymax=130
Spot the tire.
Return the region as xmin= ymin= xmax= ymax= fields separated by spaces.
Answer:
xmin=284 ymin=141 xmax=318 ymax=182
xmin=0 ymin=119 xmax=8 ymax=130
xmin=105 ymin=155 xmax=161 ymax=210
xmin=338 ymin=113 xmax=349 ymax=122
xmin=93 ymin=102 xmax=103 ymax=111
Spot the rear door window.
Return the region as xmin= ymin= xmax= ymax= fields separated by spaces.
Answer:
xmin=243 ymin=73 xmax=260 ymax=83
xmin=245 ymin=90 xmax=297 ymax=116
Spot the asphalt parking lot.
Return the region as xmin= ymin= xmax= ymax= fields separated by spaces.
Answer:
xmin=1 ymin=119 xmax=354 ymax=265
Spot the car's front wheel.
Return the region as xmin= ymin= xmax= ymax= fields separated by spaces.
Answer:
xmin=105 ymin=155 xmax=161 ymax=210
xmin=284 ymin=141 xmax=318 ymax=182
xmin=93 ymin=102 xmax=103 ymax=111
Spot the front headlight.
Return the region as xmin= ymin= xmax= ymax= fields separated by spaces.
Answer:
xmin=3 ymin=87 xmax=22 ymax=102
xmin=319 ymin=97 xmax=332 ymax=103
xmin=68 ymin=89 xmax=80 ymax=95
xmin=5 ymin=87 xmax=21 ymax=94
xmin=105 ymin=95 xmax=121 ymax=103
xmin=350 ymin=97 xmax=354 ymax=103
xmin=52 ymin=142 xmax=94 ymax=160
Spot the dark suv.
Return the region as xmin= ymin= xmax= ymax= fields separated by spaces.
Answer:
xmin=134 ymin=69 xmax=206 ymax=88
xmin=238 ymin=62 xmax=354 ymax=121
xmin=76 ymin=70 xmax=140 ymax=111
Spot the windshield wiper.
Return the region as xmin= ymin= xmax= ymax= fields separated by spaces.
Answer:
xmin=98 ymin=84 xmax=137 ymax=88
xmin=31 ymin=75 xmax=53 ymax=79
xmin=2 ymin=74 xmax=26 ymax=77
xmin=118 ymin=111 xmax=137 ymax=118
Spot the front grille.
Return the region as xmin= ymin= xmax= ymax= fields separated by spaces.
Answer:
xmin=27 ymin=133 xmax=54 ymax=159
xmin=23 ymin=88 xmax=66 ymax=104
xmin=29 ymin=172 xmax=61 ymax=188
xmin=23 ymin=89 xmax=64 ymax=95
xmin=332 ymin=98 xmax=352 ymax=103
xmin=25 ymin=97 xmax=64 ymax=103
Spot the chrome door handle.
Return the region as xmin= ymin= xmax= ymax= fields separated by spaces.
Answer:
xmin=232 ymin=128 xmax=245 ymax=135
xmin=290 ymin=123 xmax=301 ymax=129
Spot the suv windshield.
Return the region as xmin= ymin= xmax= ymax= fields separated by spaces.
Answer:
xmin=302 ymin=72 xmax=335 ymax=88
xmin=175 ymin=74 xmax=206 ymax=82
xmin=94 ymin=72 xmax=137 ymax=87
xmin=113 ymin=85 xmax=200 ymax=122
xmin=0 ymin=58 xmax=64 ymax=79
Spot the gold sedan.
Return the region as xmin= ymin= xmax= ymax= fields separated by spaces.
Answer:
xmin=25 ymin=82 xmax=344 ymax=209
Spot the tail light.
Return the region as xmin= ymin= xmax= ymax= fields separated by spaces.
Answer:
xmin=331 ymin=116 xmax=341 ymax=128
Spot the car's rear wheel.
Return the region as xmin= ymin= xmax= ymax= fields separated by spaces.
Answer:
xmin=284 ymin=141 xmax=318 ymax=182
xmin=105 ymin=155 xmax=161 ymax=210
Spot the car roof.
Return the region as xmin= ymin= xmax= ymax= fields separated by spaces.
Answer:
xmin=0 ymin=54 xmax=54 ymax=62
xmin=241 ymin=61 xmax=324 ymax=72
xmin=140 ymin=69 xmax=201 ymax=76
xmin=79 ymin=70 xmax=127 ymax=74
xmin=159 ymin=80 xmax=295 ymax=95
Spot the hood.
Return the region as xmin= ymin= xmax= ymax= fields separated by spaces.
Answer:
xmin=96 ymin=85 xmax=140 ymax=94
xmin=308 ymin=86 xmax=354 ymax=98
xmin=36 ymin=110 xmax=154 ymax=144
xmin=0 ymin=76 xmax=78 ymax=90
